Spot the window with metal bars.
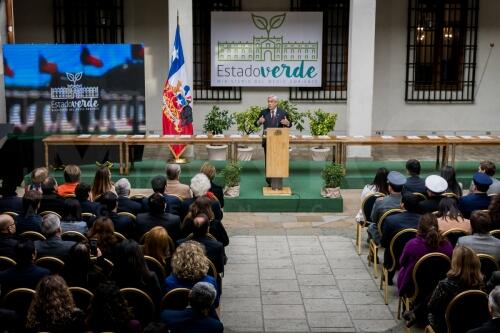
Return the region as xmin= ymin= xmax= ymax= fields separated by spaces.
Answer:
xmin=405 ymin=0 xmax=478 ymax=102
xmin=290 ymin=0 xmax=349 ymax=101
xmin=53 ymin=0 xmax=124 ymax=43
xmin=193 ymin=0 xmax=241 ymax=101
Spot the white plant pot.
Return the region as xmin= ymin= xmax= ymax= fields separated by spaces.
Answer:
xmin=237 ymin=146 xmax=254 ymax=161
xmin=206 ymin=144 xmax=228 ymax=160
xmin=310 ymin=147 xmax=331 ymax=161
xmin=321 ymin=187 xmax=341 ymax=198
xmin=224 ymin=185 xmax=240 ymax=197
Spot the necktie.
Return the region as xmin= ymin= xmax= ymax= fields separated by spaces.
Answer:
xmin=271 ymin=111 xmax=276 ymax=126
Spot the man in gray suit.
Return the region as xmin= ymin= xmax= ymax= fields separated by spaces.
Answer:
xmin=457 ymin=210 xmax=500 ymax=263
xmin=35 ymin=213 xmax=76 ymax=261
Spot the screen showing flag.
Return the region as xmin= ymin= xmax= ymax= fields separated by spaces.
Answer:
xmin=3 ymin=44 xmax=146 ymax=135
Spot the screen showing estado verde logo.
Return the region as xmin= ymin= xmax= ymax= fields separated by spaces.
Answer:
xmin=211 ymin=11 xmax=323 ymax=87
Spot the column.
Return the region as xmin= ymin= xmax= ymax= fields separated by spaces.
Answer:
xmin=346 ymin=0 xmax=376 ymax=158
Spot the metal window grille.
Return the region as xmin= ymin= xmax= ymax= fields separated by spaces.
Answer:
xmin=53 ymin=0 xmax=124 ymax=43
xmin=405 ymin=0 xmax=479 ymax=102
xmin=193 ymin=0 xmax=241 ymax=101
xmin=290 ymin=0 xmax=349 ymax=101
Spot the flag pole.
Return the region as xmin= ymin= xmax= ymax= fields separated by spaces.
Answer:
xmin=177 ymin=10 xmax=179 ymax=25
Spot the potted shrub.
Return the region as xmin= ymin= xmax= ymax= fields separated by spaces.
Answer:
xmin=321 ymin=163 xmax=345 ymax=198
xmin=221 ymin=162 xmax=242 ymax=197
xmin=278 ymin=100 xmax=306 ymax=133
xmin=234 ymin=106 xmax=261 ymax=161
xmin=307 ymin=109 xmax=338 ymax=161
xmin=203 ymin=106 xmax=235 ymax=160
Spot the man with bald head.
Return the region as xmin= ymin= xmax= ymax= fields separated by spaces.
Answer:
xmin=0 ymin=214 xmax=17 ymax=258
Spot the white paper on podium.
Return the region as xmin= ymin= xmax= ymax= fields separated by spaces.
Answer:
xmin=98 ymin=135 xmax=111 ymax=138
xmin=460 ymin=135 xmax=474 ymax=139
xmin=195 ymin=134 xmax=208 ymax=138
xmin=147 ymin=134 xmax=160 ymax=138
xmin=77 ymin=134 xmax=91 ymax=138
xmin=427 ymin=135 xmax=440 ymax=139
xmin=318 ymin=135 xmax=330 ymax=139
xmin=114 ymin=134 xmax=127 ymax=138
xmin=406 ymin=136 xmax=420 ymax=139
xmin=381 ymin=135 xmax=394 ymax=139
xmin=478 ymin=135 xmax=492 ymax=139
xmin=180 ymin=134 xmax=192 ymax=138
xmin=230 ymin=134 xmax=242 ymax=138
xmin=131 ymin=134 xmax=144 ymax=138
xmin=213 ymin=134 xmax=224 ymax=138
xmin=248 ymin=134 xmax=260 ymax=139
xmin=445 ymin=135 xmax=459 ymax=139
xmin=301 ymin=135 xmax=313 ymax=139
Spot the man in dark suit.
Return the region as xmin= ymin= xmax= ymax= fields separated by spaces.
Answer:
xmin=0 ymin=239 xmax=50 ymax=294
xmin=418 ymin=175 xmax=448 ymax=214
xmin=38 ymin=176 xmax=65 ymax=216
xmin=177 ymin=213 xmax=225 ymax=274
xmin=147 ymin=175 xmax=182 ymax=216
xmin=459 ymin=172 xmax=492 ymax=219
xmin=0 ymin=214 xmax=17 ymax=258
xmin=136 ymin=193 xmax=181 ymax=241
xmin=161 ymin=281 xmax=223 ymax=333
xmin=403 ymin=159 xmax=426 ymax=195
xmin=116 ymin=178 xmax=142 ymax=215
xmin=467 ymin=286 xmax=500 ymax=333
xmin=255 ymin=95 xmax=292 ymax=187
xmin=75 ymin=183 xmax=101 ymax=216
xmin=98 ymin=192 xmax=135 ymax=238
xmin=35 ymin=213 xmax=76 ymax=261
xmin=0 ymin=180 xmax=22 ymax=214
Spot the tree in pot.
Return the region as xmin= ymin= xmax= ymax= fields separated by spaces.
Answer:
xmin=321 ymin=163 xmax=345 ymax=198
xmin=203 ymin=106 xmax=235 ymax=160
xmin=277 ymin=100 xmax=306 ymax=133
xmin=234 ymin=106 xmax=261 ymax=161
xmin=221 ymin=162 xmax=242 ymax=197
xmin=307 ymin=109 xmax=338 ymax=161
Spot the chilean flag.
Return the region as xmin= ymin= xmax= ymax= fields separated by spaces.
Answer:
xmin=162 ymin=24 xmax=193 ymax=159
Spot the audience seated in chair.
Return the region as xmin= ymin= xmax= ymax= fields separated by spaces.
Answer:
xmin=0 ymin=179 xmax=23 ymax=214
xmin=86 ymin=281 xmax=142 ymax=333
xmin=97 ymin=191 xmax=135 ymax=238
xmin=381 ymin=193 xmax=421 ymax=249
xmin=467 ymin=286 xmax=500 ymax=333
xmin=26 ymin=275 xmax=86 ymax=333
xmin=355 ymin=167 xmax=389 ymax=224
xmin=200 ymin=162 xmax=225 ymax=209
xmin=165 ymin=164 xmax=193 ymax=200
xmin=403 ymin=159 xmax=427 ymax=196
xmin=25 ymin=167 xmax=48 ymax=193
xmin=0 ymin=239 xmax=50 ymax=294
xmin=35 ymin=213 xmax=76 ymax=261
xmin=181 ymin=196 xmax=229 ymax=247
xmin=116 ymin=178 xmax=143 ymax=215
xmin=488 ymin=195 xmax=500 ymax=230
xmin=468 ymin=160 xmax=500 ymax=196
xmin=458 ymin=211 xmax=500 ymax=262
xmin=178 ymin=213 xmax=225 ymax=274
xmin=111 ymin=239 xmax=162 ymax=305
xmin=60 ymin=198 xmax=88 ymax=234
xmin=63 ymin=242 xmax=107 ymax=292
xmin=418 ymin=175 xmax=448 ymax=214
xmin=75 ymin=182 xmax=101 ymax=216
xmin=181 ymin=173 xmax=223 ymax=223
xmin=441 ymin=165 xmax=463 ymax=198
xmin=16 ymin=190 xmax=43 ymax=235
xmin=91 ymin=166 xmax=116 ymax=200
xmin=87 ymin=216 xmax=120 ymax=260
xmin=460 ymin=172 xmax=493 ymax=219
xmin=0 ymin=214 xmax=17 ymax=258
xmin=436 ymin=197 xmax=471 ymax=234
xmin=136 ymin=192 xmax=181 ymax=241
xmin=164 ymin=241 xmax=220 ymax=312
xmin=39 ymin=176 xmax=65 ymax=216
xmin=427 ymin=246 xmax=485 ymax=333
xmin=57 ymin=164 xmax=81 ymax=197
xmin=141 ymin=226 xmax=175 ymax=276
xmin=161 ymin=282 xmax=223 ymax=333
xmin=146 ymin=175 xmax=183 ymax=217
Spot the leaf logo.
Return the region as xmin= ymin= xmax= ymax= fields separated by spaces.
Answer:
xmin=66 ymin=72 xmax=83 ymax=85
xmin=251 ymin=13 xmax=286 ymax=38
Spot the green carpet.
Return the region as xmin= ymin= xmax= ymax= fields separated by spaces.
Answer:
xmin=33 ymin=159 xmax=482 ymax=213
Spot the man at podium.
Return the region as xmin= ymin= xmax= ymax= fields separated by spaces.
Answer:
xmin=255 ymin=95 xmax=292 ymax=187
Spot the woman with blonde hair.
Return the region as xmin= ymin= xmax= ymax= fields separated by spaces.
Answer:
xmin=164 ymin=241 xmax=220 ymax=309
xmin=427 ymin=246 xmax=484 ymax=333
xmin=200 ymin=162 xmax=224 ymax=208
xmin=142 ymin=226 xmax=175 ymax=274
xmin=26 ymin=275 xmax=85 ymax=332
xmin=91 ymin=166 xmax=115 ymax=200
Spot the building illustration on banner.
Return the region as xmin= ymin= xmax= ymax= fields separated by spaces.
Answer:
xmin=51 ymin=72 xmax=99 ymax=112
xmin=217 ymin=13 xmax=318 ymax=62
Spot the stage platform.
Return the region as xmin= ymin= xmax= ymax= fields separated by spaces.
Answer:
xmin=41 ymin=159 xmax=481 ymax=213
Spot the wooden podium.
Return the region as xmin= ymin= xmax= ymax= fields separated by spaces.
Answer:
xmin=263 ymin=128 xmax=292 ymax=196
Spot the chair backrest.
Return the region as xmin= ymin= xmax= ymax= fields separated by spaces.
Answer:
xmin=81 ymin=212 xmax=96 ymax=224
xmin=120 ymin=288 xmax=155 ymax=326
xmin=2 ymin=211 xmax=19 ymax=219
xmin=413 ymin=192 xmax=428 ymax=201
xmin=117 ymin=212 xmax=136 ymax=221
xmin=19 ymin=231 xmax=46 ymax=241
xmin=442 ymin=192 xmax=459 ymax=200
xmin=361 ymin=192 xmax=385 ymax=223
xmin=166 ymin=194 xmax=184 ymax=203
xmin=91 ymin=257 xmax=114 ymax=277
xmin=114 ymin=231 xmax=127 ymax=242
xmin=410 ymin=252 xmax=451 ymax=300
xmin=68 ymin=287 xmax=94 ymax=313
xmin=39 ymin=210 xmax=62 ymax=218
xmin=490 ymin=229 xmax=500 ymax=240
xmin=1 ymin=288 xmax=35 ymax=318
xmin=385 ymin=228 xmax=418 ymax=271
xmin=130 ymin=194 xmax=147 ymax=202
xmin=160 ymin=288 xmax=190 ymax=310
xmin=61 ymin=230 xmax=88 ymax=243
xmin=477 ymin=253 xmax=500 ymax=283
xmin=445 ymin=290 xmax=489 ymax=333
xmin=35 ymin=256 xmax=65 ymax=274
xmin=377 ymin=208 xmax=406 ymax=235
xmin=0 ymin=256 xmax=16 ymax=271
xmin=144 ymin=255 xmax=166 ymax=282
xmin=185 ymin=233 xmax=217 ymax=241
xmin=442 ymin=228 xmax=469 ymax=247
xmin=63 ymin=194 xmax=76 ymax=198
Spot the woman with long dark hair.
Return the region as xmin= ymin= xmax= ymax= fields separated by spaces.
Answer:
xmin=60 ymin=198 xmax=88 ymax=233
xmin=436 ymin=197 xmax=470 ymax=233
xmin=440 ymin=165 xmax=462 ymax=197
xmin=355 ymin=167 xmax=390 ymax=223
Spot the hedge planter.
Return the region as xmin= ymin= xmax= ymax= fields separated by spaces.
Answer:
xmin=206 ymin=144 xmax=228 ymax=160
xmin=237 ymin=146 xmax=254 ymax=161
xmin=310 ymin=147 xmax=330 ymax=161
xmin=321 ymin=186 xmax=341 ymax=198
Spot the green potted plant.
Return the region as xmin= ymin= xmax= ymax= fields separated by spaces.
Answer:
xmin=221 ymin=161 xmax=242 ymax=197
xmin=203 ymin=106 xmax=235 ymax=160
xmin=320 ymin=163 xmax=345 ymax=198
xmin=277 ymin=100 xmax=306 ymax=132
xmin=234 ymin=106 xmax=261 ymax=161
xmin=307 ymin=109 xmax=338 ymax=161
